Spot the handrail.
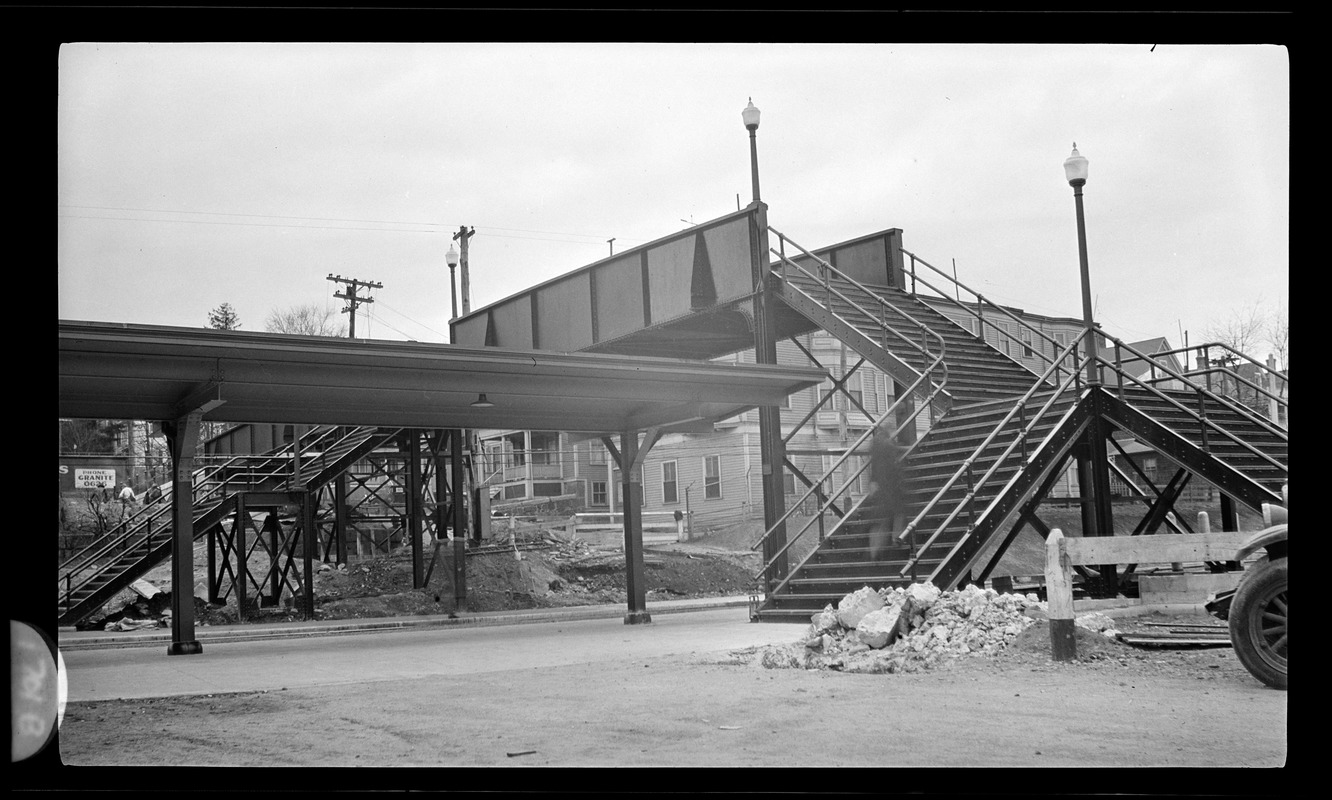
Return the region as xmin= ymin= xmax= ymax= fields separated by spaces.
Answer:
xmin=901 ymin=248 xmax=1070 ymax=385
xmin=1096 ymin=336 xmax=1288 ymax=443
xmin=896 ymin=331 xmax=1287 ymax=579
xmin=57 ymin=424 xmax=363 ymax=613
xmin=1099 ymin=346 xmax=1287 ymax=474
xmin=769 ymin=227 xmax=950 ymax=402
xmin=1116 ymin=340 xmax=1288 ymax=429
xmin=749 ymin=227 xmax=952 ymax=583
xmin=751 ymin=387 xmax=934 ymax=589
xmin=896 ymin=336 xmax=1087 ymax=576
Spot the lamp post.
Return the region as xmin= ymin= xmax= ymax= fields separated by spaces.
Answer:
xmin=1064 ymin=143 xmax=1099 ymax=387
xmin=743 ymin=98 xmax=761 ymax=204
xmin=742 ymin=96 xmax=788 ymax=593
xmin=446 ymin=243 xmax=460 ymax=322
xmin=1065 ymin=143 xmax=1117 ymax=597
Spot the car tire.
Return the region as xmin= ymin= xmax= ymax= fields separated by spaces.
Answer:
xmin=1229 ymin=557 xmax=1287 ymax=690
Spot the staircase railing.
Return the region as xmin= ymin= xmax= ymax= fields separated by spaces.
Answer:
xmin=1098 ymin=337 xmax=1288 ymax=473
xmin=897 ymin=331 xmax=1287 ymax=580
xmin=901 ymin=248 xmax=1074 ymax=388
xmin=896 ymin=336 xmax=1087 ymax=577
xmin=769 ymin=226 xmax=951 ymax=416
xmin=57 ymin=456 xmax=244 ymax=611
xmin=749 ymin=228 xmax=953 ymax=588
xmin=751 ymin=386 xmax=935 ymax=594
xmin=57 ymin=424 xmax=362 ymax=614
xmin=1110 ymin=340 xmax=1288 ymax=432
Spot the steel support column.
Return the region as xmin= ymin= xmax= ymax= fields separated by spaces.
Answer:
xmin=163 ymin=411 xmax=203 ymax=656
xmin=333 ymin=474 xmax=348 ymax=564
xmin=1075 ymin=396 xmax=1118 ymax=597
xmin=450 ymin=430 xmax=468 ymax=611
xmin=405 ymin=431 xmax=425 ymax=589
xmin=750 ymin=202 xmax=789 ymax=590
xmin=621 ymin=429 xmax=651 ymax=624
xmin=301 ymin=492 xmax=315 ymax=619
xmin=234 ymin=493 xmax=248 ymax=622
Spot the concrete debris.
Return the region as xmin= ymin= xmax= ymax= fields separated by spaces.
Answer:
xmin=105 ymin=617 xmax=162 ymax=632
xmin=1073 ymin=612 xmax=1120 ymax=638
xmin=754 ymin=583 xmax=1064 ymax=674
xmin=834 ymin=586 xmax=884 ymax=629
xmin=130 ymin=579 xmax=161 ymax=599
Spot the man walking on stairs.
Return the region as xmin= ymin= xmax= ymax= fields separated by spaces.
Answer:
xmin=866 ymin=424 xmax=907 ymax=561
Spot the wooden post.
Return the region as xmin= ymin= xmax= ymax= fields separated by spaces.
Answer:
xmin=1045 ymin=528 xmax=1077 ymax=661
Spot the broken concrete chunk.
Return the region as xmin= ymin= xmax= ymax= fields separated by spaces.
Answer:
xmin=835 ymin=586 xmax=885 ymax=630
xmin=904 ymin=582 xmax=941 ymax=611
xmin=130 ymin=579 xmax=161 ymax=599
xmin=855 ymin=605 xmax=906 ymax=649
xmin=809 ymin=605 xmax=840 ymax=634
xmin=1075 ymin=612 xmax=1120 ymax=637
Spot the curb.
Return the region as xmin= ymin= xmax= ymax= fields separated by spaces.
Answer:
xmin=58 ymin=596 xmax=753 ymax=651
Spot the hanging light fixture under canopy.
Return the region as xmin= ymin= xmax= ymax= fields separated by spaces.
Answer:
xmin=470 ymin=393 xmax=495 ymax=408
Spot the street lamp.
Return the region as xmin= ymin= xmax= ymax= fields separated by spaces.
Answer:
xmin=742 ymin=98 xmax=761 ymax=204
xmin=1064 ymin=143 xmax=1100 ymax=386
xmin=446 ymin=243 xmax=460 ymax=322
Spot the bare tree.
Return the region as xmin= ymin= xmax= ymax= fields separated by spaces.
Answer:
xmin=265 ymin=304 xmax=348 ymax=337
xmin=1204 ymin=300 xmax=1266 ymax=358
xmin=1266 ymin=301 xmax=1288 ymax=372
xmin=1203 ymin=300 xmax=1286 ymax=415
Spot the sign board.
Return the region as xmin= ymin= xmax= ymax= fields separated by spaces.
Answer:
xmin=73 ymin=468 xmax=117 ymax=489
xmin=59 ymin=456 xmax=131 ymax=493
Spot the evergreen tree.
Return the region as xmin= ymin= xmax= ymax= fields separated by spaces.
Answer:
xmin=208 ymin=302 xmax=242 ymax=330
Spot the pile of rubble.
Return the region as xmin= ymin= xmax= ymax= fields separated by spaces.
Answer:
xmin=753 ymin=583 xmax=1120 ymax=674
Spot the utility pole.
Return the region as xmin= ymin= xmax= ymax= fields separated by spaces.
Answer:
xmin=327 ymin=274 xmax=383 ymax=338
xmin=453 ymin=226 xmax=476 ymax=316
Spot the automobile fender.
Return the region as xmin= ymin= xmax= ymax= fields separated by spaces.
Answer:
xmin=1236 ymin=523 xmax=1287 ymax=563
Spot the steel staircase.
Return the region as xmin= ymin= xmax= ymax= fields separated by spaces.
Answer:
xmin=57 ymin=425 xmax=400 ymax=626
xmin=751 ymin=233 xmax=1288 ymax=622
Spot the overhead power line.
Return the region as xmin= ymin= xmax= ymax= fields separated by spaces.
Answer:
xmin=59 ymin=204 xmax=645 ymax=245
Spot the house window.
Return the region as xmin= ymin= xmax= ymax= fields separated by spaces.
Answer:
xmin=783 ymin=472 xmax=796 ymax=496
xmin=591 ymin=481 xmax=607 ymax=506
xmin=529 ymin=432 xmax=559 ymax=466
xmin=1022 ymin=331 xmax=1034 ymax=358
xmin=704 ymin=455 xmax=722 ymax=499
xmin=662 ymin=460 xmax=679 ymax=504
xmin=589 ymin=442 xmax=607 ymax=465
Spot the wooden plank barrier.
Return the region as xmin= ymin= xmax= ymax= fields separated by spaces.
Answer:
xmin=1043 ymin=528 xmax=1250 ymax=661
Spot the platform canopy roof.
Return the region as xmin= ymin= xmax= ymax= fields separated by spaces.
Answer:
xmin=58 ymin=320 xmax=824 ymax=434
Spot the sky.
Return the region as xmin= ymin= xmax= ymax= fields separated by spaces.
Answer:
xmin=57 ymin=42 xmax=1289 ymax=361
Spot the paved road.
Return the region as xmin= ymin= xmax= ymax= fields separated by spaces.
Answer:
xmin=61 ymin=605 xmax=788 ymax=702
xmin=43 ymin=601 xmax=1290 ymax=772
